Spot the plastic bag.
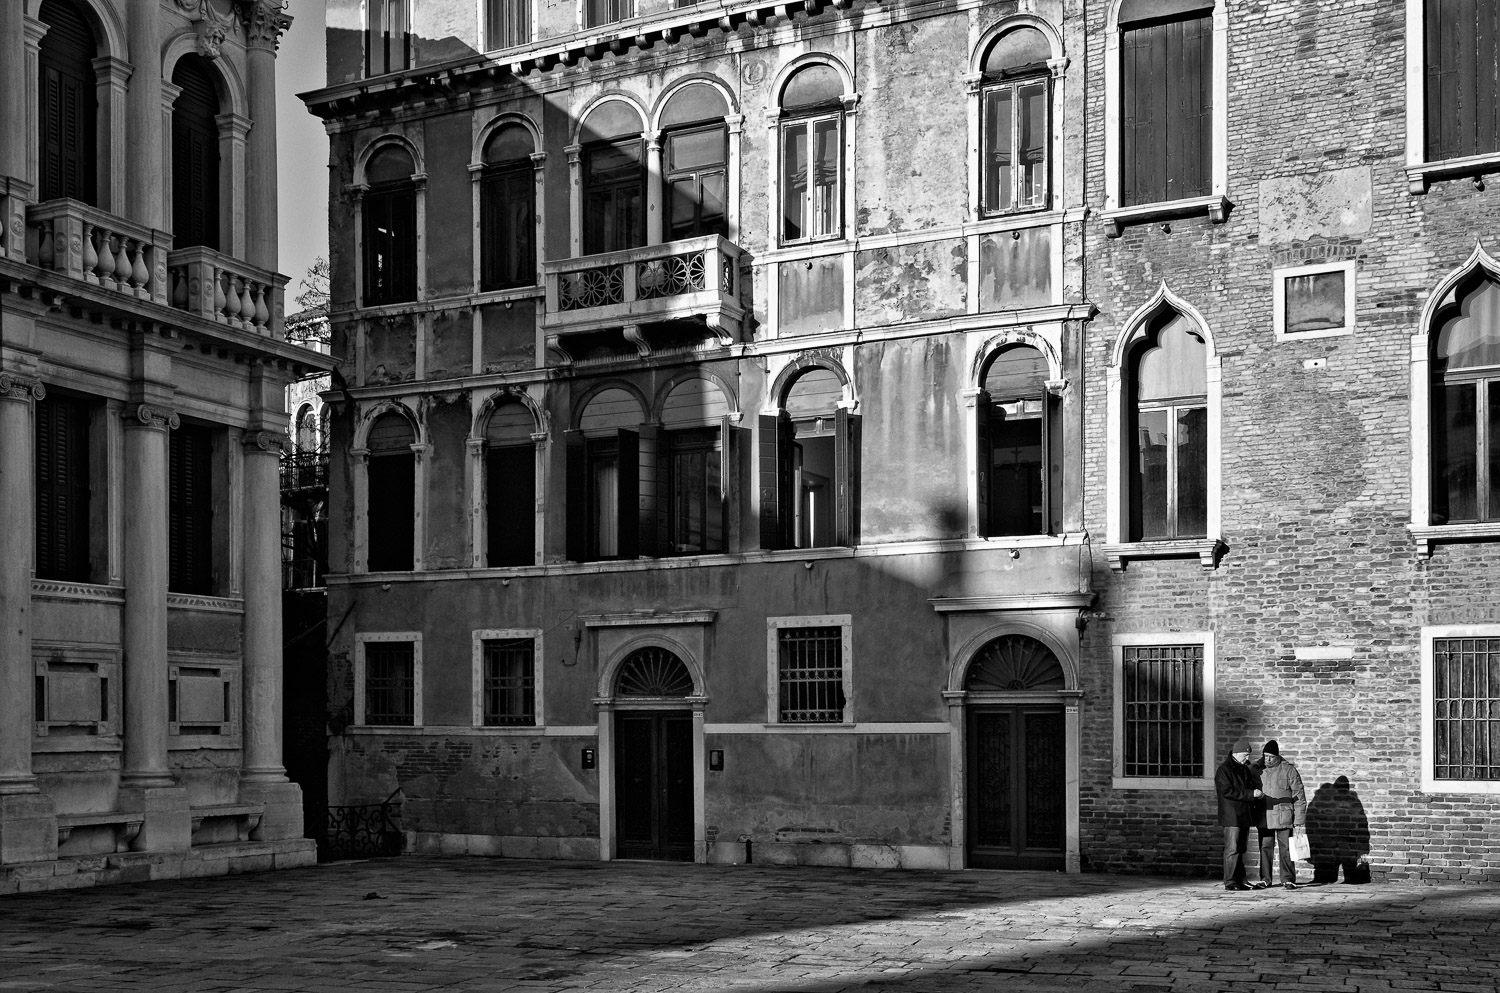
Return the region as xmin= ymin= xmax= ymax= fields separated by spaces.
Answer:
xmin=1289 ymin=832 xmax=1310 ymax=861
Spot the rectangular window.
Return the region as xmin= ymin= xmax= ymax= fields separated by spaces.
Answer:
xmin=1432 ymin=637 xmax=1500 ymax=781
xmin=583 ymin=140 xmax=645 ymax=256
xmin=480 ymin=638 xmax=536 ymax=727
xmin=1113 ymin=633 xmax=1214 ymax=789
xmin=361 ymin=639 xmax=417 ymax=727
xmin=1132 ymin=402 xmax=1207 ymax=541
xmin=1432 ymin=378 xmax=1500 ymax=525
xmin=363 ymin=187 xmax=418 ymax=305
xmin=584 ymin=0 xmax=631 ymax=31
xmin=35 ymin=392 xmax=91 ymax=583
xmin=775 ymin=625 xmax=847 ymax=724
xmin=665 ymin=125 xmax=729 ymax=241
xmin=480 ymin=164 xmax=535 ymax=290
xmin=366 ymin=450 xmax=415 ymax=572
xmin=486 ymin=0 xmax=530 ymax=50
xmin=486 ymin=444 xmax=536 ymax=567
xmin=169 ymin=423 xmax=213 ymax=595
xmin=667 ymin=428 xmax=723 ymax=555
xmin=366 ymin=0 xmax=411 ymax=76
xmin=1273 ymin=261 xmax=1357 ymax=341
xmin=780 ymin=115 xmax=841 ymax=243
xmin=1424 ymin=0 xmax=1500 ymax=162
xmin=981 ymin=78 xmax=1049 ymax=214
xmin=1120 ymin=13 xmax=1212 ymax=206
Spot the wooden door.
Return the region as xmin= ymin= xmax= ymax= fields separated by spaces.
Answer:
xmin=615 ymin=712 xmax=694 ymax=861
xmin=967 ymin=705 xmax=1065 ymax=869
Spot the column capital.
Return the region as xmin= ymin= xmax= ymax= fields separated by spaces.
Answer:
xmin=238 ymin=0 xmax=293 ymax=52
xmin=127 ymin=402 xmax=180 ymax=431
xmin=0 ymin=373 xmax=44 ymax=404
xmin=243 ymin=429 xmax=288 ymax=455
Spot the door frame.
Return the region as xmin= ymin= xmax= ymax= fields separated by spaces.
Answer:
xmin=964 ymin=701 xmax=1069 ymax=869
xmin=594 ymin=632 xmax=707 ymax=863
xmin=935 ymin=603 xmax=1087 ymax=872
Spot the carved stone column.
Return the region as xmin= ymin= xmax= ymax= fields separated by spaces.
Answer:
xmin=118 ymin=400 xmax=190 ymax=851
xmin=242 ymin=1 xmax=292 ymax=271
xmin=0 ymin=3 xmax=26 ymax=182
xmin=126 ymin=0 xmax=161 ymax=227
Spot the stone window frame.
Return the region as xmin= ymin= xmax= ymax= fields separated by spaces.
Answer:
xmin=1272 ymin=259 xmax=1357 ymax=343
xmin=483 ymin=0 xmax=535 ymax=52
xmin=765 ymin=614 xmax=853 ymax=726
xmin=470 ymin=628 xmax=544 ymax=730
xmin=365 ymin=0 xmax=412 ymax=78
xmin=1101 ymin=0 xmax=1230 ymax=237
xmin=350 ymin=132 xmax=427 ymax=311
xmin=469 ymin=388 xmax=547 ymax=569
xmin=651 ymin=76 xmax=743 ymax=246
xmin=768 ymin=54 xmax=857 ymax=250
xmin=351 ymin=398 xmax=427 ymax=574
xmin=566 ymin=94 xmax=649 ymax=259
xmin=1421 ymin=625 xmax=1500 ymax=795
xmin=1111 ymin=631 xmax=1216 ymax=791
xmin=470 ymin=112 xmax=545 ymax=298
xmin=1103 ymin=283 xmax=1225 ymax=570
xmin=161 ymin=34 xmax=252 ymax=260
xmin=1409 ymin=241 xmax=1500 ymax=555
xmin=354 ymin=631 xmax=424 ymax=728
xmin=1404 ymin=0 xmax=1500 ymax=194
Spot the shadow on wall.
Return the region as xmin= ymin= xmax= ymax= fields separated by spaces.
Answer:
xmin=1305 ymin=775 xmax=1371 ymax=884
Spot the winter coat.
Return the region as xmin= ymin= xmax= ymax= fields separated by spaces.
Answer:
xmin=1215 ymin=755 xmax=1261 ymax=827
xmin=1256 ymin=755 xmax=1307 ymax=830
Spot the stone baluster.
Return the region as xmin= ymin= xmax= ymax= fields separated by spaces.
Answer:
xmin=223 ymin=272 xmax=242 ymax=326
xmin=238 ymin=279 xmax=255 ymax=329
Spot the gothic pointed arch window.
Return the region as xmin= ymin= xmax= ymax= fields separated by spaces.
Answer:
xmin=964 ymin=635 xmax=1066 ymax=692
xmin=171 ymin=53 xmax=222 ymax=251
xmin=1431 ymin=273 xmax=1500 ymax=524
xmin=37 ymin=0 xmax=99 ymax=205
xmin=615 ymin=647 xmax=695 ymax=698
xmin=978 ymin=26 xmax=1052 ymax=215
xmin=1128 ymin=309 xmax=1208 ymax=541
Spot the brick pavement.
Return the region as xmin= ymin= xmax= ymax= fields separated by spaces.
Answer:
xmin=0 ymin=857 xmax=1496 ymax=992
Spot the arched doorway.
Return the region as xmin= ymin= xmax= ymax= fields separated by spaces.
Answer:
xmin=963 ymin=634 xmax=1067 ymax=869
xmin=612 ymin=646 xmax=695 ymax=861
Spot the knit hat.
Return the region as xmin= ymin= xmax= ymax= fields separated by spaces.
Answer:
xmin=1263 ymin=739 xmax=1280 ymax=756
xmin=1231 ymin=737 xmax=1250 ymax=754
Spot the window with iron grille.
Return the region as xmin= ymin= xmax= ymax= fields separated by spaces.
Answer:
xmin=1432 ymin=637 xmax=1500 ymax=781
xmin=364 ymin=641 xmax=415 ymax=726
xmin=1120 ymin=643 xmax=1205 ymax=779
xmin=776 ymin=626 xmax=846 ymax=723
xmin=481 ymin=638 xmax=536 ymax=727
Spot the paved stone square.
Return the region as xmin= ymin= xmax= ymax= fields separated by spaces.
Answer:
xmin=0 ymin=856 xmax=1495 ymax=992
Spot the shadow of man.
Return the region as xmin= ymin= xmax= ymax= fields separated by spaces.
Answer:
xmin=1305 ymin=775 xmax=1371 ymax=883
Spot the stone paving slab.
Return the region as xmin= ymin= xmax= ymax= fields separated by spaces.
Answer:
xmin=0 ymin=857 xmax=1497 ymax=992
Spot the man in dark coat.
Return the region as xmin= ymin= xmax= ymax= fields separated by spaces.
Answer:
xmin=1214 ymin=736 xmax=1262 ymax=890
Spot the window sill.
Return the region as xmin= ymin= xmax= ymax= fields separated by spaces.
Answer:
xmin=1406 ymin=152 xmax=1500 ymax=195
xmin=1104 ymin=537 xmax=1226 ymax=571
xmin=1418 ymin=778 xmax=1500 ymax=796
xmin=1410 ymin=522 xmax=1500 ymax=557
xmin=1112 ymin=776 xmax=1214 ymax=791
xmin=1102 ymin=195 xmax=1231 ymax=238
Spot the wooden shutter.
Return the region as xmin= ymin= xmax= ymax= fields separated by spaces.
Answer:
xmin=565 ymin=431 xmax=587 ymax=561
xmin=37 ymin=0 xmax=97 ymax=204
xmin=169 ymin=425 xmax=214 ymax=594
xmin=834 ymin=408 xmax=858 ymax=547
xmin=1046 ymin=393 xmax=1064 ymax=535
xmin=616 ymin=429 xmax=640 ymax=559
xmin=1424 ymin=0 xmax=1500 ymax=161
xmin=635 ymin=425 xmax=662 ymax=558
xmin=720 ymin=416 xmax=737 ymax=553
xmin=1121 ymin=14 xmax=1210 ymax=206
xmin=975 ymin=393 xmax=991 ymax=538
xmin=757 ymin=413 xmax=798 ymax=549
xmin=35 ymin=395 xmax=90 ymax=581
xmin=171 ymin=55 xmax=222 ymax=251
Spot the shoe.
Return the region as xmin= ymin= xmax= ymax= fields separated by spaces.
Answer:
xmin=1283 ymin=882 xmax=1298 ymax=890
xmin=1251 ymin=881 xmax=1270 ymax=889
xmin=1224 ymin=882 xmax=1250 ymax=891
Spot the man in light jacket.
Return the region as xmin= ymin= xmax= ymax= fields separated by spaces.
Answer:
xmin=1254 ymin=739 xmax=1307 ymax=890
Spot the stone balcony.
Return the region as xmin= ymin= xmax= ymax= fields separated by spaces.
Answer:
xmin=542 ymin=235 xmax=746 ymax=363
xmin=19 ymin=198 xmax=286 ymax=339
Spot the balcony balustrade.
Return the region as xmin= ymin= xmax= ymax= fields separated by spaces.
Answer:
xmin=19 ymin=198 xmax=287 ymax=339
xmin=542 ymin=235 xmax=746 ymax=360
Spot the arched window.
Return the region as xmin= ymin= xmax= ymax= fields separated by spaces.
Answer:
xmin=615 ymin=647 xmax=694 ymax=697
xmin=484 ymin=401 xmax=536 ymax=566
xmin=171 ymin=54 xmax=222 ymax=251
xmin=579 ymin=103 xmax=645 ymax=255
xmin=658 ymin=376 xmax=732 ymax=556
xmin=977 ymin=345 xmax=1061 ymax=537
xmin=480 ymin=125 xmax=535 ymax=291
xmin=362 ymin=145 xmax=418 ymax=305
xmin=1431 ymin=275 xmax=1500 ymax=524
xmin=295 ymin=404 xmax=316 ymax=453
xmin=366 ymin=412 xmax=415 ymax=571
xmin=366 ymin=0 xmax=411 ymax=76
xmin=979 ymin=27 xmax=1051 ymax=215
xmin=567 ymin=387 xmax=644 ymax=561
xmin=660 ymin=85 xmax=729 ymax=241
xmin=37 ymin=0 xmax=98 ymax=205
xmin=778 ymin=64 xmax=844 ymax=245
xmin=760 ymin=365 xmax=857 ymax=549
xmin=1128 ymin=310 xmax=1207 ymax=541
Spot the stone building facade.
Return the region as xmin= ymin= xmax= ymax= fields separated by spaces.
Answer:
xmin=305 ymin=0 xmax=1500 ymax=881
xmin=0 ymin=0 xmax=329 ymax=893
